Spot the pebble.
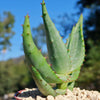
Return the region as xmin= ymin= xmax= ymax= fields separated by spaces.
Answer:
xmin=55 ymin=95 xmax=66 ymax=100
xmin=36 ymin=96 xmax=46 ymax=100
xmin=47 ymin=95 xmax=54 ymax=100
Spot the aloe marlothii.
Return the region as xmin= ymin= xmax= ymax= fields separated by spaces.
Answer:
xmin=22 ymin=0 xmax=85 ymax=96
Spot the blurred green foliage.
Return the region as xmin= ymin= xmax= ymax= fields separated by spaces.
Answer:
xmin=75 ymin=0 xmax=100 ymax=91
xmin=32 ymin=24 xmax=46 ymax=50
xmin=0 ymin=12 xmax=15 ymax=50
xmin=0 ymin=58 xmax=36 ymax=96
xmin=76 ymin=39 xmax=100 ymax=91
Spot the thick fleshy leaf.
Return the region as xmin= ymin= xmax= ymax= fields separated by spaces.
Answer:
xmin=42 ymin=0 xmax=71 ymax=74
xmin=66 ymin=15 xmax=85 ymax=71
xmin=22 ymin=15 xmax=63 ymax=83
xmin=67 ymin=81 xmax=75 ymax=91
xmin=31 ymin=66 xmax=56 ymax=96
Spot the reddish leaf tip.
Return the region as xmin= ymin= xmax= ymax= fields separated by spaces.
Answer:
xmin=21 ymin=24 xmax=23 ymax=26
xmin=50 ymin=64 xmax=52 ymax=66
xmin=45 ymin=57 xmax=48 ymax=59
xmin=39 ymin=49 xmax=42 ymax=52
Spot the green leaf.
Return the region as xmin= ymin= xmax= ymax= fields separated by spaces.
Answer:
xmin=42 ymin=1 xmax=71 ymax=74
xmin=23 ymin=15 xmax=63 ymax=83
xmin=67 ymin=81 xmax=75 ymax=91
xmin=66 ymin=14 xmax=85 ymax=72
xmin=31 ymin=66 xmax=56 ymax=96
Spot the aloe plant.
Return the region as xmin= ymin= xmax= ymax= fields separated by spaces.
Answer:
xmin=22 ymin=0 xmax=85 ymax=96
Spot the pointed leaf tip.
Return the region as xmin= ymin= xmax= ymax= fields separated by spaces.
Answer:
xmin=24 ymin=14 xmax=30 ymax=19
xmin=42 ymin=0 xmax=45 ymax=3
xmin=79 ymin=14 xmax=83 ymax=20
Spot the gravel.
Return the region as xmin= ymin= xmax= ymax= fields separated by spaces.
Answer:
xmin=15 ymin=88 xmax=100 ymax=100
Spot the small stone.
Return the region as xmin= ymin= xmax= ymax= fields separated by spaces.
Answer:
xmin=66 ymin=89 xmax=73 ymax=96
xmin=83 ymin=98 xmax=90 ymax=100
xmin=64 ymin=95 xmax=76 ymax=100
xmin=90 ymin=94 xmax=97 ymax=100
xmin=24 ymin=96 xmax=33 ymax=100
xmin=55 ymin=95 xmax=66 ymax=100
xmin=47 ymin=95 xmax=54 ymax=100
xmin=25 ymin=88 xmax=30 ymax=91
xmin=36 ymin=96 xmax=46 ymax=100
xmin=97 ymin=95 xmax=100 ymax=100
